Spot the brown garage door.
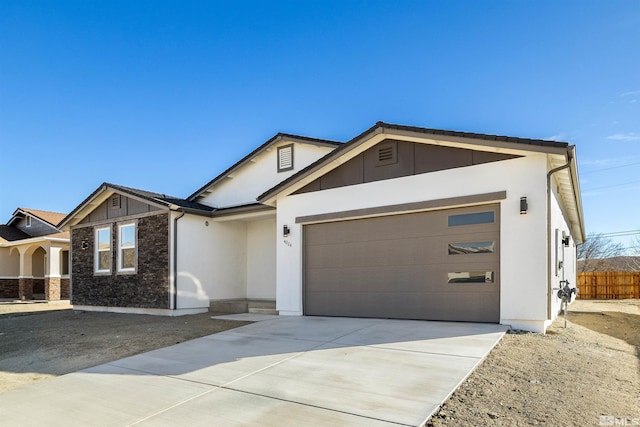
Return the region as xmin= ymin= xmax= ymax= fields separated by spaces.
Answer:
xmin=303 ymin=204 xmax=500 ymax=323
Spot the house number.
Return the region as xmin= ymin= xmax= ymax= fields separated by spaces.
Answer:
xmin=284 ymin=240 xmax=292 ymax=247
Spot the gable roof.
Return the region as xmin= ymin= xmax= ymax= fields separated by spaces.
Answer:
xmin=105 ymin=183 xmax=216 ymax=212
xmin=59 ymin=182 xmax=216 ymax=229
xmin=8 ymin=208 xmax=67 ymax=228
xmin=258 ymin=121 xmax=572 ymax=203
xmin=187 ymin=132 xmax=342 ymax=202
xmin=0 ymin=225 xmax=32 ymax=242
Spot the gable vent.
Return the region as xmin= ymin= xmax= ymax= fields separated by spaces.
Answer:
xmin=375 ymin=141 xmax=398 ymax=166
xmin=278 ymin=144 xmax=294 ymax=172
xmin=378 ymin=146 xmax=394 ymax=162
xmin=111 ymin=195 xmax=121 ymax=209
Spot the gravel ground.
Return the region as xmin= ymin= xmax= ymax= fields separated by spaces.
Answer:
xmin=1 ymin=299 xmax=638 ymax=426
xmin=428 ymin=299 xmax=640 ymax=426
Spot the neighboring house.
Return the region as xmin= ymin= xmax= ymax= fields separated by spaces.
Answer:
xmin=59 ymin=122 xmax=585 ymax=333
xmin=0 ymin=208 xmax=70 ymax=300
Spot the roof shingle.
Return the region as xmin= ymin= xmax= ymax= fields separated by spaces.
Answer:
xmin=17 ymin=208 xmax=67 ymax=227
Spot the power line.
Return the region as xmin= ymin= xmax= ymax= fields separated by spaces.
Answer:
xmin=594 ymin=229 xmax=640 ymax=237
xmin=580 ymin=161 xmax=640 ymax=175
xmin=582 ymin=179 xmax=640 ymax=191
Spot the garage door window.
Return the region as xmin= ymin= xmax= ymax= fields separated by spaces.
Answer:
xmin=448 ymin=241 xmax=495 ymax=255
xmin=448 ymin=211 xmax=494 ymax=226
xmin=448 ymin=271 xmax=494 ymax=284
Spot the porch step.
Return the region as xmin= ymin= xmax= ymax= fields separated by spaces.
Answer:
xmin=248 ymin=307 xmax=279 ymax=315
xmin=209 ymin=299 xmax=276 ymax=314
xmin=247 ymin=300 xmax=276 ymax=310
xmin=209 ymin=300 xmax=248 ymax=314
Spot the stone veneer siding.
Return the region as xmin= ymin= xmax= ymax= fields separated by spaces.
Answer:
xmin=33 ymin=279 xmax=45 ymax=294
xmin=71 ymin=213 xmax=170 ymax=308
xmin=61 ymin=278 xmax=70 ymax=299
xmin=0 ymin=278 xmax=19 ymax=298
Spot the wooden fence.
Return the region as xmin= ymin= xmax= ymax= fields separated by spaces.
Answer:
xmin=577 ymin=272 xmax=640 ymax=299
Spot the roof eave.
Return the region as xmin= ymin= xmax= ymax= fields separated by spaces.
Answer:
xmin=59 ymin=183 xmax=171 ymax=230
xmin=0 ymin=235 xmax=70 ymax=248
xmin=187 ymin=133 xmax=342 ymax=202
xmin=568 ymin=146 xmax=586 ymax=243
xmin=258 ymin=122 xmax=572 ymax=204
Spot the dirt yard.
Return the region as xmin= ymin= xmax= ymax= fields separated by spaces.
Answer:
xmin=1 ymin=300 xmax=639 ymax=426
xmin=429 ymin=299 xmax=640 ymax=426
xmin=0 ymin=302 xmax=248 ymax=393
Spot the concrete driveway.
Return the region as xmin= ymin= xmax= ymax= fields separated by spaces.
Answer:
xmin=0 ymin=315 xmax=508 ymax=426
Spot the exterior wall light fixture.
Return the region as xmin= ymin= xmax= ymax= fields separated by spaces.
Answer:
xmin=283 ymin=225 xmax=290 ymax=237
xmin=520 ymin=197 xmax=528 ymax=214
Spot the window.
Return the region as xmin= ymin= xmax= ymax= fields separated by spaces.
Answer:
xmin=118 ymin=223 xmax=136 ymax=272
xmin=61 ymin=251 xmax=70 ymax=275
xmin=26 ymin=216 xmax=31 ymax=227
xmin=95 ymin=227 xmax=111 ymax=273
xmin=448 ymin=241 xmax=495 ymax=255
xmin=448 ymin=271 xmax=494 ymax=284
xmin=448 ymin=211 xmax=494 ymax=227
xmin=277 ymin=144 xmax=294 ymax=172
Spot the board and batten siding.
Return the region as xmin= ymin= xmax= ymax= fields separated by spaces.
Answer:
xmin=79 ymin=194 xmax=161 ymax=224
xmin=14 ymin=216 xmax=59 ymax=237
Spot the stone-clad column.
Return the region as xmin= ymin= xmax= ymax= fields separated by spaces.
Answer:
xmin=45 ymin=246 xmax=62 ymax=301
xmin=45 ymin=276 xmax=61 ymax=301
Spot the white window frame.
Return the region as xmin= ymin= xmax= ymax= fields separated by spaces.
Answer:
xmin=95 ymin=226 xmax=111 ymax=274
xmin=117 ymin=222 xmax=137 ymax=273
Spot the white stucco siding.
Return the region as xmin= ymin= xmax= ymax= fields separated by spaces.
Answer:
xmin=547 ymin=185 xmax=578 ymax=323
xmin=198 ymin=142 xmax=335 ymax=208
xmin=175 ymin=213 xmax=247 ymax=309
xmin=275 ymin=155 xmax=551 ymax=330
xmin=32 ymin=248 xmax=45 ymax=277
xmin=246 ymin=218 xmax=276 ymax=299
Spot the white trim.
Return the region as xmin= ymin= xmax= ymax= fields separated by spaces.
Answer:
xmin=17 ymin=275 xmax=35 ymax=279
xmin=26 ymin=216 xmax=32 ymax=227
xmin=0 ymin=276 xmax=19 ymax=280
xmin=72 ymin=305 xmax=208 ymax=317
xmin=117 ymin=221 xmax=137 ymax=273
xmin=0 ymin=236 xmax=70 ymax=248
xmin=95 ymin=226 xmax=111 ymax=274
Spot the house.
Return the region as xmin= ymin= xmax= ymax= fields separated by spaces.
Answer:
xmin=58 ymin=133 xmax=340 ymax=315
xmin=59 ymin=122 xmax=585 ymax=333
xmin=0 ymin=208 xmax=70 ymax=300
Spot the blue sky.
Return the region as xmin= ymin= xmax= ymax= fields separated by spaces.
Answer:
xmin=1 ymin=1 xmax=639 ymax=250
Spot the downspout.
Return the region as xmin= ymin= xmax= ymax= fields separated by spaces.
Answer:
xmin=172 ymin=212 xmax=185 ymax=311
xmin=546 ymin=153 xmax=572 ymax=319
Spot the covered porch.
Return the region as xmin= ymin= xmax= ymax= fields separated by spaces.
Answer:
xmin=174 ymin=205 xmax=277 ymax=313
xmin=1 ymin=235 xmax=70 ymax=301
